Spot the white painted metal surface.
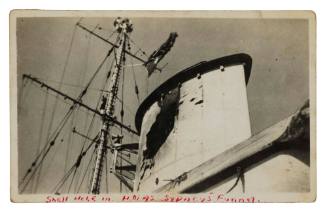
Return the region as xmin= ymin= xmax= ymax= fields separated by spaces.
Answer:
xmin=135 ymin=64 xmax=252 ymax=192
xmin=208 ymin=152 xmax=310 ymax=193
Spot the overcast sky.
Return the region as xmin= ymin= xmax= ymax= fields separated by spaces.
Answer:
xmin=16 ymin=15 xmax=309 ymax=194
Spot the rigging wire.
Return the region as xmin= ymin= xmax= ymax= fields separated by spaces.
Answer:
xmin=65 ymin=114 xmax=88 ymax=194
xmin=52 ymin=166 xmax=76 ymax=194
xmin=89 ymin=33 xmax=123 ymax=193
xmin=52 ymin=140 xmax=95 ymax=194
xmin=45 ymin=24 xmax=78 ymax=149
xmin=115 ymin=96 xmax=135 ymax=118
xmin=67 ymin=164 xmax=78 ymax=193
xmin=76 ymin=146 xmax=97 ymax=193
xmin=64 ymin=112 xmax=76 ymax=173
xmin=67 ymin=36 xmax=119 ymax=193
xmin=27 ymin=82 xmax=96 ymax=118
xmin=21 ymin=21 xmax=141 ymax=194
xmin=19 ymin=46 xmax=115 ymax=193
xmin=61 ymin=61 xmax=113 ymax=193
xmin=72 ymin=31 xmax=92 ymax=190
xmin=90 ymin=32 xmax=139 ymax=193
xmin=32 ymin=25 xmax=78 ymax=192
xmin=127 ymin=38 xmax=141 ymax=104
xmin=18 ymin=76 xmax=31 ymax=114
xmin=31 ymin=90 xmax=49 ymax=193
xmin=39 ymin=127 xmax=72 ymax=186
xmin=19 ymin=107 xmax=76 ymax=193
xmin=75 ymin=48 xmax=117 ymax=191
xmin=126 ymin=34 xmax=149 ymax=57
xmin=77 ymin=20 xmax=118 ymax=39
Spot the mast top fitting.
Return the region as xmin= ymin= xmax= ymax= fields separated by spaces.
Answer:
xmin=114 ymin=17 xmax=133 ymax=33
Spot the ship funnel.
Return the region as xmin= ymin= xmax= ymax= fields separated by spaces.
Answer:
xmin=134 ymin=54 xmax=252 ymax=192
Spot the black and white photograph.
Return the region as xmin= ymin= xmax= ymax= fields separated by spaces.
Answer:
xmin=10 ymin=10 xmax=316 ymax=202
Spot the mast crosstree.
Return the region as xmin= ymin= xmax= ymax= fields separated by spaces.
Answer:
xmin=22 ymin=74 xmax=138 ymax=136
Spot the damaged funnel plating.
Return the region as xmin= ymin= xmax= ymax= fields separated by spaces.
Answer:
xmin=133 ymin=54 xmax=253 ymax=192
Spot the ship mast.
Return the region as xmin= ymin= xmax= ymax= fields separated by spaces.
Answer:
xmin=90 ymin=17 xmax=133 ymax=194
xmin=20 ymin=17 xmax=174 ymax=194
